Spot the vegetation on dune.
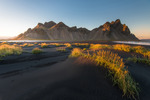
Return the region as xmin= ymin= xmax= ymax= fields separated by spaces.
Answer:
xmin=90 ymin=44 xmax=150 ymax=60
xmin=132 ymin=46 xmax=150 ymax=59
xmin=70 ymin=48 xmax=139 ymax=99
xmin=53 ymin=43 xmax=61 ymax=47
xmin=0 ymin=42 xmax=8 ymax=45
xmin=90 ymin=44 xmax=111 ymax=49
xmin=20 ymin=43 xmax=34 ymax=47
xmin=49 ymin=43 xmax=62 ymax=47
xmin=69 ymin=48 xmax=83 ymax=57
xmin=73 ymin=43 xmax=89 ymax=47
xmin=27 ymin=43 xmax=34 ymax=47
xmin=21 ymin=43 xmax=28 ymax=47
xmin=127 ymin=57 xmax=150 ymax=66
xmin=113 ymin=44 xmax=131 ymax=52
xmin=113 ymin=44 xmax=150 ymax=58
xmin=32 ymin=47 xmax=42 ymax=54
xmin=34 ymin=42 xmax=38 ymax=45
xmin=56 ymin=47 xmax=66 ymax=52
xmin=113 ymin=44 xmax=150 ymax=63
xmin=64 ymin=43 xmax=72 ymax=48
xmin=41 ymin=43 xmax=48 ymax=48
xmin=55 ymin=43 xmax=60 ymax=47
xmin=83 ymin=48 xmax=87 ymax=51
xmin=0 ymin=44 xmax=22 ymax=57
xmin=13 ymin=44 xmax=19 ymax=46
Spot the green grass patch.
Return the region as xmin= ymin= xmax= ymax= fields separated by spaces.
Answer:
xmin=127 ymin=57 xmax=150 ymax=66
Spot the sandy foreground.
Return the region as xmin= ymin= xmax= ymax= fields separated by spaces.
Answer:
xmin=0 ymin=57 xmax=127 ymax=100
xmin=0 ymin=42 xmax=150 ymax=100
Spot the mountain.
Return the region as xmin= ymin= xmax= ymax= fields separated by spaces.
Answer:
xmin=15 ymin=19 xmax=139 ymax=41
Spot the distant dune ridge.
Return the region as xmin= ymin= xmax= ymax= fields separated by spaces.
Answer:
xmin=15 ymin=19 xmax=139 ymax=41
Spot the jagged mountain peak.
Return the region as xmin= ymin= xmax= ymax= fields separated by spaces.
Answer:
xmin=115 ymin=19 xmax=121 ymax=24
xmin=102 ymin=22 xmax=111 ymax=31
xmin=50 ymin=22 xmax=68 ymax=29
xmin=35 ymin=23 xmax=44 ymax=28
xmin=56 ymin=22 xmax=68 ymax=27
xmin=43 ymin=21 xmax=56 ymax=28
xmin=15 ymin=19 xmax=139 ymax=41
xmin=35 ymin=21 xmax=56 ymax=29
xmin=44 ymin=21 xmax=56 ymax=24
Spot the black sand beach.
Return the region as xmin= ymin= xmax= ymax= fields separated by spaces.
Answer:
xmin=0 ymin=42 xmax=150 ymax=100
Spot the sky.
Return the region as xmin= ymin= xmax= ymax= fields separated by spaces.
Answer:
xmin=0 ymin=0 xmax=150 ymax=39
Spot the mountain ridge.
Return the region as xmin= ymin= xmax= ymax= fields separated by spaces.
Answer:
xmin=15 ymin=19 xmax=139 ymax=41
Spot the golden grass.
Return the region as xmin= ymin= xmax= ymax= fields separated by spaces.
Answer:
xmin=83 ymin=48 xmax=87 ymax=51
xmin=69 ymin=48 xmax=83 ymax=57
xmin=13 ymin=44 xmax=19 ymax=46
xmin=70 ymin=48 xmax=139 ymax=99
xmin=21 ymin=43 xmax=28 ymax=47
xmin=34 ymin=42 xmax=38 ymax=45
xmin=0 ymin=44 xmax=22 ymax=57
xmin=90 ymin=44 xmax=149 ymax=58
xmin=90 ymin=44 xmax=150 ymax=60
xmin=91 ymin=51 xmax=139 ymax=99
xmin=55 ymin=43 xmax=60 ymax=47
xmin=132 ymin=46 xmax=150 ymax=59
xmin=113 ymin=44 xmax=131 ymax=52
xmin=27 ymin=43 xmax=34 ymax=47
xmin=41 ymin=43 xmax=48 ymax=48
xmin=20 ymin=43 xmax=34 ymax=47
xmin=32 ymin=47 xmax=42 ymax=54
xmin=73 ymin=43 xmax=89 ymax=47
xmin=0 ymin=42 xmax=8 ymax=45
xmin=56 ymin=47 xmax=66 ymax=52
xmin=49 ymin=43 xmax=63 ymax=47
xmin=90 ymin=44 xmax=111 ymax=50
xmin=113 ymin=44 xmax=150 ymax=59
xmin=64 ymin=43 xmax=72 ymax=48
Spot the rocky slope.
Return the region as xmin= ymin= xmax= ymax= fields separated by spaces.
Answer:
xmin=15 ymin=19 xmax=139 ymax=41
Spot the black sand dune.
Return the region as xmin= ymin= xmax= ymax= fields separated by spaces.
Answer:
xmin=127 ymin=62 xmax=150 ymax=100
xmin=0 ymin=58 xmax=129 ymax=100
xmin=0 ymin=42 xmax=150 ymax=100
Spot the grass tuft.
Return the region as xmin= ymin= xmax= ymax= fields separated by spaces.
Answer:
xmin=90 ymin=44 xmax=111 ymax=50
xmin=73 ymin=43 xmax=89 ymax=47
xmin=113 ymin=44 xmax=131 ymax=52
xmin=41 ymin=43 xmax=48 ymax=48
xmin=32 ymin=47 xmax=42 ymax=54
xmin=69 ymin=48 xmax=83 ymax=57
xmin=0 ymin=44 xmax=22 ymax=57
xmin=64 ymin=43 xmax=72 ymax=48
xmin=20 ymin=43 xmax=34 ymax=47
xmin=127 ymin=57 xmax=150 ymax=65
xmin=56 ymin=47 xmax=66 ymax=52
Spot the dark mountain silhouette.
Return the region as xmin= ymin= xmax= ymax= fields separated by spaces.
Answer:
xmin=15 ymin=19 xmax=139 ymax=41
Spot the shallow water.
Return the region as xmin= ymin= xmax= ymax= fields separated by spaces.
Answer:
xmin=113 ymin=41 xmax=150 ymax=46
xmin=1 ymin=40 xmax=150 ymax=46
